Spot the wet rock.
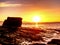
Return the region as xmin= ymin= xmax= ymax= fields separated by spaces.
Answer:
xmin=31 ymin=43 xmax=46 ymax=45
xmin=47 ymin=39 xmax=60 ymax=45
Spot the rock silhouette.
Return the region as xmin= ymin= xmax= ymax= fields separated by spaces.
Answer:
xmin=2 ymin=17 xmax=22 ymax=32
xmin=2 ymin=17 xmax=22 ymax=28
xmin=47 ymin=39 xmax=60 ymax=45
xmin=0 ymin=17 xmax=22 ymax=45
xmin=31 ymin=43 xmax=46 ymax=45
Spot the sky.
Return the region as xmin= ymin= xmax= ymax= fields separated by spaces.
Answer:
xmin=0 ymin=0 xmax=60 ymax=22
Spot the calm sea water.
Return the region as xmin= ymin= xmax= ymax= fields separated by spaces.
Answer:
xmin=22 ymin=23 xmax=60 ymax=29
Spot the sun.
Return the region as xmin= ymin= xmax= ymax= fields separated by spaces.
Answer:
xmin=32 ymin=16 xmax=41 ymax=22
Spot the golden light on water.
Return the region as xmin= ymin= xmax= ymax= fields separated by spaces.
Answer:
xmin=32 ymin=16 xmax=41 ymax=27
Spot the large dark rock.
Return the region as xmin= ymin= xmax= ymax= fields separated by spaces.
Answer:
xmin=2 ymin=17 xmax=22 ymax=32
xmin=0 ymin=17 xmax=22 ymax=45
xmin=31 ymin=43 xmax=46 ymax=45
xmin=2 ymin=17 xmax=22 ymax=28
xmin=47 ymin=39 xmax=60 ymax=45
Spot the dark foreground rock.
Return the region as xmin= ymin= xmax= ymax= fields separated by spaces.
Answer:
xmin=0 ymin=17 xmax=23 ymax=45
xmin=30 ymin=43 xmax=46 ymax=45
xmin=47 ymin=39 xmax=60 ymax=45
xmin=0 ymin=27 xmax=45 ymax=45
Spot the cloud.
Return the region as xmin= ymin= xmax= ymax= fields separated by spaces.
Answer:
xmin=0 ymin=0 xmax=38 ymax=5
xmin=0 ymin=0 xmax=60 ymax=9
xmin=0 ymin=2 xmax=22 ymax=7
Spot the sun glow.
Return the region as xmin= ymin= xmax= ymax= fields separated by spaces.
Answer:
xmin=32 ymin=16 xmax=41 ymax=27
xmin=33 ymin=16 xmax=41 ymax=22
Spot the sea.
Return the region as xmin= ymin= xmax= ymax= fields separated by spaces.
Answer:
xmin=22 ymin=23 xmax=60 ymax=29
xmin=21 ymin=22 xmax=60 ymax=44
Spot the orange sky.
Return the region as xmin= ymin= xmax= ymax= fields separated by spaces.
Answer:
xmin=0 ymin=0 xmax=60 ymax=22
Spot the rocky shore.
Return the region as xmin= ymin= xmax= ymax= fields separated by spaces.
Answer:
xmin=0 ymin=17 xmax=60 ymax=45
